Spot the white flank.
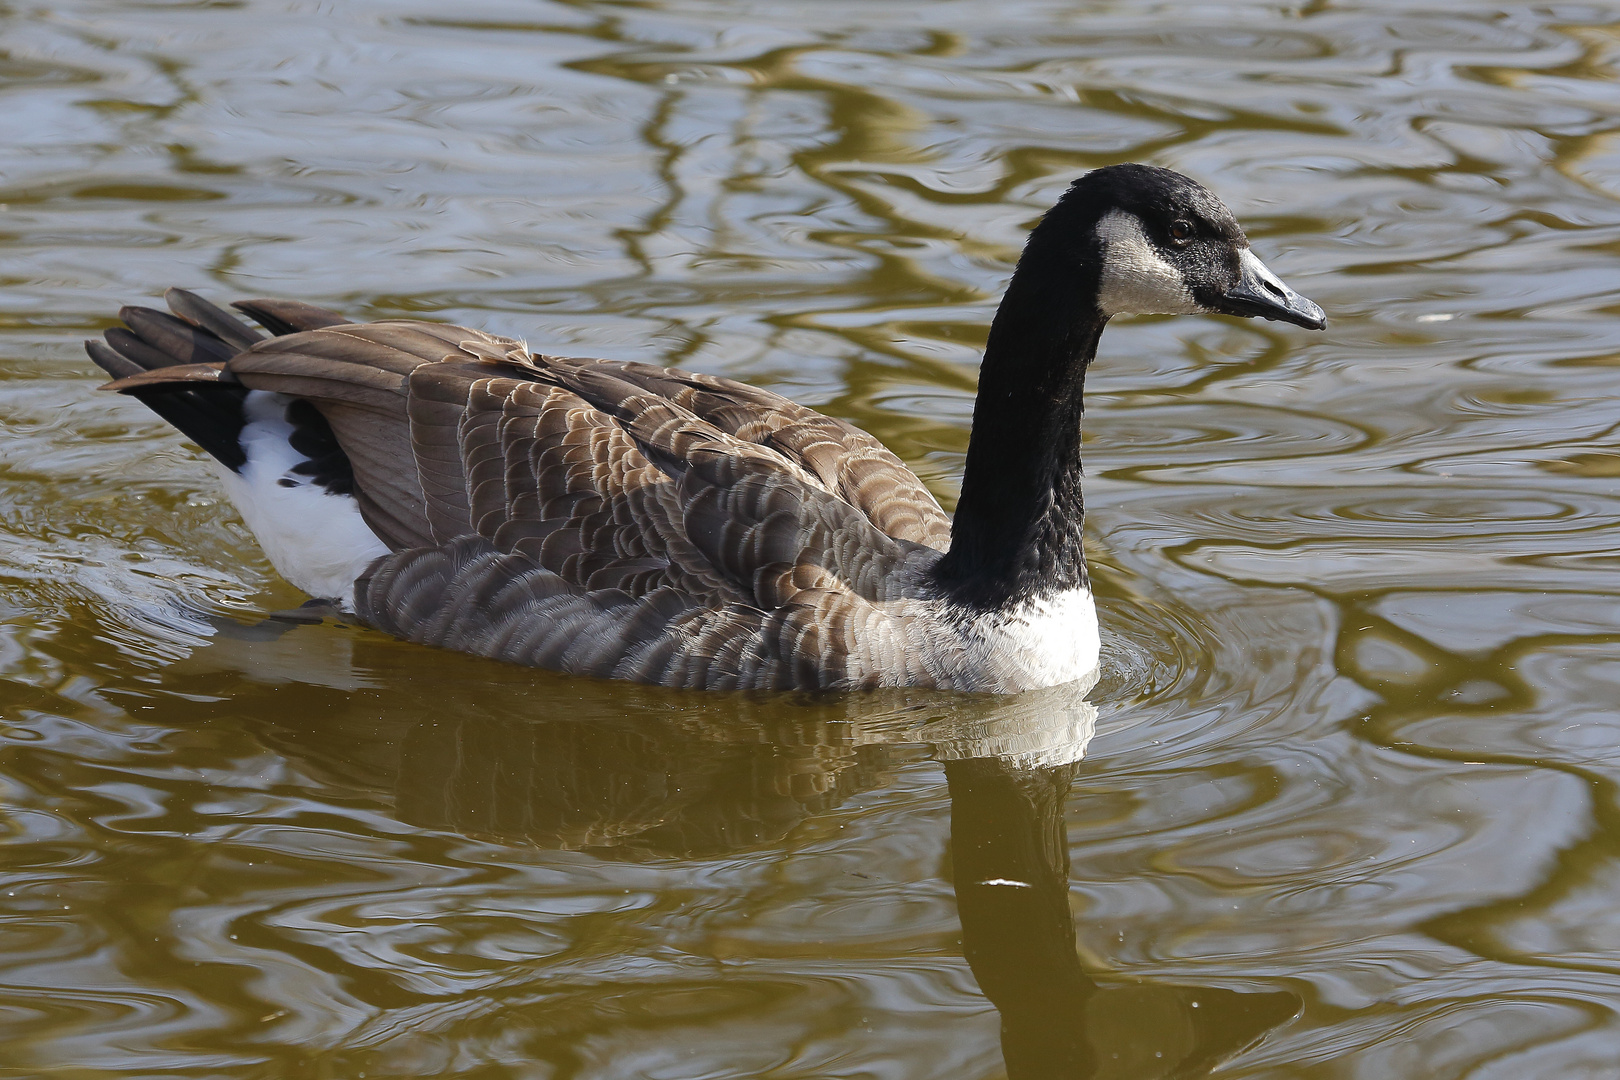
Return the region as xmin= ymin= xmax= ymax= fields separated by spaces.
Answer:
xmin=214 ymin=391 xmax=390 ymax=605
xmin=976 ymin=878 xmax=1032 ymax=888
xmin=1094 ymin=209 xmax=1200 ymax=317
xmin=969 ymin=586 xmax=1101 ymax=691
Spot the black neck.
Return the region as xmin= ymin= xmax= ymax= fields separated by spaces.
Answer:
xmin=932 ymin=216 xmax=1106 ymax=610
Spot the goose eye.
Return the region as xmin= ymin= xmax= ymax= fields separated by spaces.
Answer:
xmin=1169 ymin=220 xmax=1194 ymax=243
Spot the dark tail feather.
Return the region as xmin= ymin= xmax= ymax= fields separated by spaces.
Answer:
xmin=88 ymin=290 xmax=265 ymax=471
xmin=117 ymin=304 xmax=238 ymax=365
xmin=230 ymin=298 xmax=350 ymax=336
xmin=88 ymin=289 xmax=354 ymax=472
xmin=166 ymin=287 xmax=265 ymax=351
xmin=85 ymin=338 xmax=144 ymax=381
xmin=91 ymin=359 xmax=249 ymax=470
xmin=101 ymin=326 xmax=180 ymax=372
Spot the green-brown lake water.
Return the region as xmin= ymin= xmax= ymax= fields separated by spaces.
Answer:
xmin=5 ymin=1 xmax=1620 ymax=1076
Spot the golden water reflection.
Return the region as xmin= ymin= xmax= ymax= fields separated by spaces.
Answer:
xmin=192 ymin=621 xmax=1301 ymax=1078
xmin=7 ymin=0 xmax=1620 ymax=1075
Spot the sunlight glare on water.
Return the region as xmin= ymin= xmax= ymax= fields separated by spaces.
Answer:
xmin=4 ymin=0 xmax=1620 ymax=1076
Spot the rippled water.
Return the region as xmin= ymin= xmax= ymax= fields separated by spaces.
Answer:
xmin=4 ymin=0 xmax=1620 ymax=1075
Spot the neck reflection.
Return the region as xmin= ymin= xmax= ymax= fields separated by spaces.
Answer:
xmin=937 ymin=684 xmax=1298 ymax=1078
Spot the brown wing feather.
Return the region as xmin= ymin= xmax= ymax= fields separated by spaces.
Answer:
xmin=223 ymin=322 xmax=529 ymax=549
xmin=564 ymin=359 xmax=952 ymax=550
xmin=108 ymin=310 xmax=957 ymax=690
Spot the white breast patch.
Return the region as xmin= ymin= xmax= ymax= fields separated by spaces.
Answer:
xmin=968 ymin=586 xmax=1101 ymax=691
xmin=1095 ymin=209 xmax=1201 ymax=317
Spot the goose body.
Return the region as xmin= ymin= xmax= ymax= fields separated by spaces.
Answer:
xmin=87 ymin=165 xmax=1323 ymax=693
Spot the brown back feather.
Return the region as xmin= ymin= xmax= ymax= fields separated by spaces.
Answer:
xmin=115 ymin=313 xmax=956 ymax=690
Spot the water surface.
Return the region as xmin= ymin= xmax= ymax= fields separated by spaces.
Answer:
xmin=4 ymin=1 xmax=1620 ymax=1076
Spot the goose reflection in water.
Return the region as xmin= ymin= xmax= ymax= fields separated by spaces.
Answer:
xmin=934 ymin=691 xmax=1300 ymax=1078
xmin=181 ymin=622 xmax=1301 ymax=1076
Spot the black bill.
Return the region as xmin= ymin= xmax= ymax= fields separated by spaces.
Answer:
xmin=1217 ymin=248 xmax=1326 ymax=330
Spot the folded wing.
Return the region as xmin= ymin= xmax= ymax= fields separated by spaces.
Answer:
xmin=99 ymin=296 xmax=956 ymax=690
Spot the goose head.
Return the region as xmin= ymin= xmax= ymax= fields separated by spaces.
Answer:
xmin=1039 ymin=163 xmax=1326 ymax=330
xmin=943 ymin=165 xmax=1324 ymax=611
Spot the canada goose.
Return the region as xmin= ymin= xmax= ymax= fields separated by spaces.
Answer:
xmin=87 ymin=164 xmax=1323 ymax=693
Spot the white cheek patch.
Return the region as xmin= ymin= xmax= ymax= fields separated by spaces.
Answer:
xmin=1094 ymin=209 xmax=1201 ymax=317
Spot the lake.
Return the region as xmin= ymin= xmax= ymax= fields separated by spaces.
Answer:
xmin=3 ymin=1 xmax=1620 ymax=1076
